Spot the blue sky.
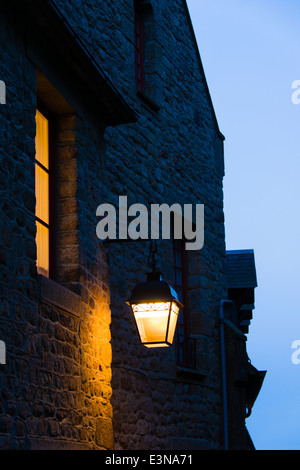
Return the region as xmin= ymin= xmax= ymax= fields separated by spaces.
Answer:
xmin=186 ymin=0 xmax=300 ymax=450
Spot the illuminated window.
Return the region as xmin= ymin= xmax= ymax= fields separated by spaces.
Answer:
xmin=35 ymin=108 xmax=54 ymax=278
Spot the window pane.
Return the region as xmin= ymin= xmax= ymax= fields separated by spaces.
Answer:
xmin=175 ymin=250 xmax=182 ymax=267
xmin=35 ymin=163 xmax=49 ymax=225
xmin=35 ymin=110 xmax=49 ymax=169
xmin=177 ymin=288 xmax=183 ymax=303
xmin=175 ymin=269 xmax=182 ymax=286
xmin=36 ymin=221 xmax=49 ymax=278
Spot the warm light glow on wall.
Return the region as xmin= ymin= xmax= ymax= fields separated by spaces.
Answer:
xmin=35 ymin=109 xmax=50 ymax=278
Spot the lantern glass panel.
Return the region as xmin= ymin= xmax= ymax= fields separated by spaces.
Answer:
xmin=167 ymin=302 xmax=180 ymax=344
xmin=132 ymin=302 xmax=171 ymax=345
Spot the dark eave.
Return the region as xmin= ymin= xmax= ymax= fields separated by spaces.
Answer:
xmin=1 ymin=0 xmax=139 ymax=127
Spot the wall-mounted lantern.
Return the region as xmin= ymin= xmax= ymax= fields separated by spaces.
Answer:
xmin=127 ymin=271 xmax=183 ymax=348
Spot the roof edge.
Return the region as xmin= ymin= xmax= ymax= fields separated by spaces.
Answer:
xmin=226 ymin=249 xmax=255 ymax=255
xmin=183 ymin=1 xmax=225 ymax=141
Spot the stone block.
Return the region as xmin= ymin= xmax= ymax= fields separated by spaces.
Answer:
xmin=95 ymin=417 xmax=114 ymax=450
xmin=39 ymin=275 xmax=84 ymax=317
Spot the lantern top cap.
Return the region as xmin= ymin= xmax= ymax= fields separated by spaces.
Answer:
xmin=127 ymin=272 xmax=183 ymax=307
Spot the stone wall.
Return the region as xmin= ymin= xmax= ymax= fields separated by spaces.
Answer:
xmin=53 ymin=0 xmax=228 ymax=450
xmin=0 ymin=10 xmax=39 ymax=450
xmin=0 ymin=0 xmax=235 ymax=450
xmin=0 ymin=7 xmax=113 ymax=449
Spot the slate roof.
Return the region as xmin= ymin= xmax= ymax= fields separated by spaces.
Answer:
xmin=226 ymin=250 xmax=257 ymax=289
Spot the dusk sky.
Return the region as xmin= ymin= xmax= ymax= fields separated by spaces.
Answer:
xmin=186 ymin=0 xmax=300 ymax=450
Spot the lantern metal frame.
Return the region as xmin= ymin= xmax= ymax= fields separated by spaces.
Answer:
xmin=104 ymin=239 xmax=183 ymax=348
xmin=127 ymin=271 xmax=183 ymax=348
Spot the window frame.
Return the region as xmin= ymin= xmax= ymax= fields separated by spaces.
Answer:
xmin=35 ymin=101 xmax=56 ymax=280
xmin=172 ymin=222 xmax=197 ymax=370
xmin=173 ymin=237 xmax=189 ymax=339
xmin=134 ymin=1 xmax=145 ymax=92
xmin=173 ymin=234 xmax=194 ymax=368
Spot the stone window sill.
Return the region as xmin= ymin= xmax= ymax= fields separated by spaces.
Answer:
xmin=38 ymin=274 xmax=84 ymax=317
xmin=176 ymin=365 xmax=207 ymax=381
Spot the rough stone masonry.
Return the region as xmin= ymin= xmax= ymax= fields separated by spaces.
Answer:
xmin=0 ymin=0 xmax=259 ymax=451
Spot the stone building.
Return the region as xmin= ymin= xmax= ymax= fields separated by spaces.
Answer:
xmin=0 ymin=0 xmax=265 ymax=450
